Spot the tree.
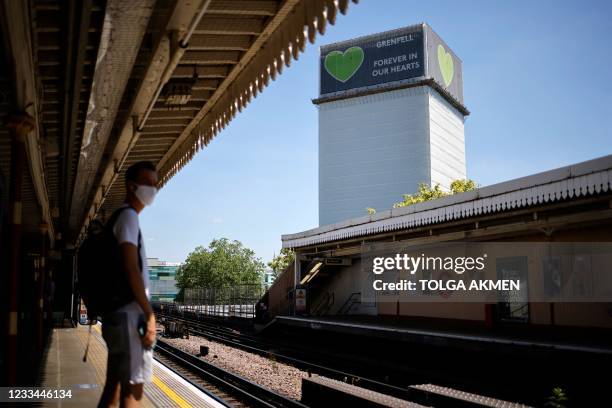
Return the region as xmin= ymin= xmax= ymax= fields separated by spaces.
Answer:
xmin=393 ymin=179 xmax=477 ymax=209
xmin=450 ymin=178 xmax=477 ymax=193
xmin=175 ymin=238 xmax=265 ymax=289
xmin=545 ymin=387 xmax=568 ymax=408
xmin=267 ymin=248 xmax=295 ymax=278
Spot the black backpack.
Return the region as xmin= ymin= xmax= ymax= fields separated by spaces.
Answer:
xmin=77 ymin=206 xmax=142 ymax=319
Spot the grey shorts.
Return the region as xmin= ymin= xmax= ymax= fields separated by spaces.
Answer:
xmin=102 ymin=302 xmax=153 ymax=384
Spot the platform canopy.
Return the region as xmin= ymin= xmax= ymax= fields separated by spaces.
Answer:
xmin=0 ymin=0 xmax=359 ymax=247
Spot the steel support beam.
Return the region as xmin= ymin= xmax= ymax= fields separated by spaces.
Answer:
xmin=61 ymin=0 xmax=93 ymax=238
xmin=68 ymin=0 xmax=156 ymax=240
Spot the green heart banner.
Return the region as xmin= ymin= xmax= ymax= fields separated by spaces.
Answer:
xmin=324 ymin=46 xmax=365 ymax=82
xmin=437 ymin=44 xmax=454 ymax=87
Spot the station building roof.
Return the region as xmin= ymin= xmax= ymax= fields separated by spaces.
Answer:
xmin=282 ymin=154 xmax=612 ymax=249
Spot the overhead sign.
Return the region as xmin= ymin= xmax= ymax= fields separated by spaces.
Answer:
xmin=320 ymin=24 xmax=463 ymax=104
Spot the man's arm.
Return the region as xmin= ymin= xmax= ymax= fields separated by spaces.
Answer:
xmin=120 ymin=243 xmax=155 ymax=347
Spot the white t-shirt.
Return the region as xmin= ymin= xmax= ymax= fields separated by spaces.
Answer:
xmin=113 ymin=204 xmax=150 ymax=299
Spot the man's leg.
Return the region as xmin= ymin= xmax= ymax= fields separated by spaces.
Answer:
xmin=99 ymin=314 xmax=130 ymax=408
xmin=98 ymin=380 xmax=120 ymax=407
xmin=98 ymin=355 xmax=121 ymax=408
xmin=121 ymin=383 xmax=144 ymax=407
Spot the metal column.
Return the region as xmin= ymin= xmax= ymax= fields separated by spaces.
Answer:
xmin=5 ymin=113 xmax=35 ymax=385
xmin=36 ymin=223 xmax=49 ymax=352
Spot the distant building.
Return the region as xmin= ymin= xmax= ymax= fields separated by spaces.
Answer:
xmin=263 ymin=268 xmax=276 ymax=288
xmin=148 ymin=258 xmax=180 ymax=302
xmin=317 ymin=24 xmax=467 ymax=225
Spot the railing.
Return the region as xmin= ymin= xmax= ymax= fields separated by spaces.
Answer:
xmin=311 ymin=291 xmax=334 ymax=316
xmin=168 ymin=284 xmax=265 ymax=319
xmin=504 ymin=302 xmax=529 ymax=322
xmin=336 ymin=292 xmax=361 ymax=315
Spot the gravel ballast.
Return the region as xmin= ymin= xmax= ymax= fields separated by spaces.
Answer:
xmin=161 ymin=334 xmax=308 ymax=400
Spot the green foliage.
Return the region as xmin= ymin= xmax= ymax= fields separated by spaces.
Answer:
xmin=450 ymin=178 xmax=477 ymax=193
xmin=393 ymin=179 xmax=477 ymax=209
xmin=174 ymin=288 xmax=185 ymax=302
xmin=366 ymin=207 xmax=376 ymax=215
xmin=545 ymin=387 xmax=568 ymax=408
xmin=175 ymin=238 xmax=265 ymax=289
xmin=267 ymin=248 xmax=295 ymax=278
xmin=394 ymin=183 xmax=446 ymax=208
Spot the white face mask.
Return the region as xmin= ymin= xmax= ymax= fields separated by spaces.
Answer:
xmin=134 ymin=184 xmax=157 ymax=207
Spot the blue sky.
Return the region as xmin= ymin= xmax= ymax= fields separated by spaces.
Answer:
xmin=140 ymin=0 xmax=612 ymax=264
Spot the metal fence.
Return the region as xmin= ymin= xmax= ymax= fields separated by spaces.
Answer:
xmin=181 ymin=284 xmax=265 ymax=318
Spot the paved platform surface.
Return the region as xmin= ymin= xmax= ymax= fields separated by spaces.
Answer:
xmin=40 ymin=324 xmax=225 ymax=407
xmin=275 ymin=316 xmax=612 ymax=355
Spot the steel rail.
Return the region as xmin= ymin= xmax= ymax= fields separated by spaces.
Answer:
xmin=155 ymin=339 xmax=308 ymax=408
xmin=156 ymin=313 xmax=418 ymax=401
xmin=153 ymin=351 xmax=232 ymax=407
xmin=157 ymin=311 xmax=500 ymax=408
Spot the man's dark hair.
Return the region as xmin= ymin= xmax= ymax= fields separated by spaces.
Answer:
xmin=125 ymin=161 xmax=156 ymax=185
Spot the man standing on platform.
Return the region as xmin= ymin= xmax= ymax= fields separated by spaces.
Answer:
xmin=99 ymin=161 xmax=158 ymax=408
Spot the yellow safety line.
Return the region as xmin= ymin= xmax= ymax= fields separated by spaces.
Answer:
xmin=152 ymin=374 xmax=192 ymax=408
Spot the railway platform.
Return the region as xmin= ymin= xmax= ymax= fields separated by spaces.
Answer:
xmin=272 ymin=316 xmax=612 ymax=355
xmin=40 ymin=324 xmax=225 ymax=408
xmin=263 ymin=315 xmax=611 ymax=406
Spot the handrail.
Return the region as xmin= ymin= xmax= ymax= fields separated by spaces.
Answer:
xmin=336 ymin=292 xmax=361 ymax=315
xmin=312 ymin=292 xmax=334 ymax=316
xmin=508 ymin=302 xmax=529 ymax=317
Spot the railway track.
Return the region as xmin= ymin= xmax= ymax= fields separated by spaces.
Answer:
xmin=155 ymin=339 xmax=308 ymax=408
xmin=155 ymin=311 xmax=521 ymax=408
xmin=155 ymin=311 xmax=377 ymax=379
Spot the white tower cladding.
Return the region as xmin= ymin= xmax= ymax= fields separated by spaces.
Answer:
xmin=316 ymin=23 xmax=468 ymax=226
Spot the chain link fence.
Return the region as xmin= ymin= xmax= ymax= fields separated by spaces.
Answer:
xmin=178 ymin=284 xmax=264 ymax=318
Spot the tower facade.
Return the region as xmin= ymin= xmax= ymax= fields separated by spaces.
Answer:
xmin=317 ymin=24 xmax=468 ymax=226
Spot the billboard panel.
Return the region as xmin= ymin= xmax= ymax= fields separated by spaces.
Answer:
xmin=320 ymin=25 xmax=425 ymax=95
xmin=320 ymin=24 xmax=464 ymax=104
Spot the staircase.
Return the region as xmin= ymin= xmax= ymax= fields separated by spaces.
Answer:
xmin=336 ymin=292 xmax=361 ymax=315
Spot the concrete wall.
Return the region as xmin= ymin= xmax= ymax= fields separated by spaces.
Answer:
xmin=319 ymin=262 xmax=612 ymax=328
xmin=308 ymin=225 xmax=612 ymax=328
xmin=428 ymin=89 xmax=466 ymax=188
xmin=268 ymin=263 xmax=295 ymax=318
xmin=319 ymin=87 xmax=431 ymax=226
xmin=318 ymin=86 xmax=466 ymax=226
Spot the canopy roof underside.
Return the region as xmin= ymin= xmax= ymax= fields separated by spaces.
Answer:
xmin=0 ymin=0 xmax=359 ymax=246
